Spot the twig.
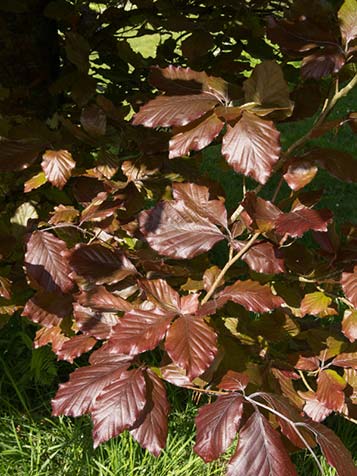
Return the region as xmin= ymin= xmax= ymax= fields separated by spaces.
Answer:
xmin=202 ymin=232 xmax=260 ymax=304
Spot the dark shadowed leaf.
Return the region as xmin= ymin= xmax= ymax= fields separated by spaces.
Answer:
xmin=222 ymin=112 xmax=281 ymax=184
xmin=243 ymin=61 xmax=293 ymax=115
xmin=51 ymin=355 xmax=132 ymax=417
xmin=165 ymin=315 xmax=217 ymax=380
xmin=108 ymin=307 xmax=175 ymax=355
xmin=218 ymin=371 xmax=249 ymax=391
xmin=227 ymin=411 xmax=297 ymax=476
xmin=242 ymin=192 xmax=281 ymax=232
xmin=130 ymin=370 xmax=170 ymax=456
xmin=341 ymin=266 xmax=357 ymax=307
xmin=0 ymin=138 xmax=43 ymax=172
xmin=56 ymin=335 xmax=96 ymax=363
xmin=80 ymin=104 xmax=107 ymax=136
xmin=73 ymin=304 xmax=119 ymax=340
xmin=68 ymin=243 xmax=136 ymax=285
xmin=0 ymin=276 xmax=11 ymax=300
xmin=217 ymin=279 xmax=283 ymax=313
xmin=25 ymin=231 xmax=73 ymax=293
xmin=301 ymin=48 xmax=345 ymax=80
xmin=41 ymin=150 xmax=76 ymax=189
xmin=234 ymin=241 xmax=285 ymax=274
xmin=338 ymin=0 xmax=357 ymax=46
xmin=76 ymin=286 xmax=133 ymax=312
xmin=91 ymin=368 xmax=146 ymax=447
xmin=22 ymin=292 xmax=72 ymax=328
xmin=304 ymin=148 xmax=357 ymax=183
xmin=194 ymin=394 xmax=243 ymax=462
xmin=306 ymin=421 xmax=357 ymax=476
xmin=275 ymin=208 xmax=333 ymax=237
xmin=342 ymin=309 xmax=357 ymax=342
xmin=139 ymin=194 xmax=226 ymax=259
xmin=169 ymin=112 xmax=224 ymax=159
xmin=132 ymin=94 xmax=218 ymax=128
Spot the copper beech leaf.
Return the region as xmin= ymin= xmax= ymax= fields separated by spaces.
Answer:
xmin=76 ymin=286 xmax=133 ymax=312
xmin=34 ymin=326 xmax=69 ymax=353
xmin=275 ymin=207 xmax=333 ymax=237
xmin=169 ymin=112 xmax=224 ymax=159
xmin=91 ymin=368 xmax=146 ymax=448
xmin=22 ymin=292 xmax=72 ymax=328
xmin=306 ymin=422 xmax=357 ymax=476
xmin=108 ymin=307 xmax=175 ymax=355
xmin=316 ymin=370 xmax=346 ymax=412
xmin=165 ymin=315 xmax=217 ymax=380
xmin=283 ymin=160 xmax=318 ymax=191
xmin=130 ymin=370 xmax=170 ymax=457
xmin=25 ymin=231 xmax=73 ymax=294
xmin=132 ymin=94 xmax=218 ymax=128
xmin=41 ymin=149 xmax=76 ymax=189
xmin=51 ymin=355 xmax=133 ymax=417
xmin=227 ymin=411 xmax=297 ymax=476
xmin=148 ymin=65 xmax=209 ymax=95
xmin=194 ymin=394 xmax=244 ymax=462
xmin=341 ymin=266 xmax=357 ymax=307
xmin=217 ymin=279 xmax=284 ymax=313
xmin=0 ymin=138 xmax=43 ymax=172
xmin=332 ymin=352 xmax=357 ymax=369
xmin=242 ymin=192 xmax=281 ymax=232
xmin=234 ymin=241 xmax=285 ymax=274
xmin=300 ymin=292 xmax=332 ymax=317
xmin=222 ymin=111 xmax=281 ymax=184
xmin=218 ymin=371 xmax=249 ymax=392
xmin=338 ymin=0 xmax=357 ymax=46
xmin=139 ymin=278 xmax=181 ymax=312
xmin=139 ymin=183 xmax=227 ymax=259
xmin=56 ymin=335 xmax=96 ymax=363
xmin=68 ymin=243 xmax=136 ymax=285
xmin=243 ymin=60 xmax=293 ymax=114
xmin=80 ymin=104 xmax=107 ymax=136
xmin=73 ymin=304 xmax=119 ymax=340
xmin=342 ymin=309 xmax=357 ymax=342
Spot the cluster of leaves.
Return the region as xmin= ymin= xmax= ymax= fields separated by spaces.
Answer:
xmin=2 ymin=0 xmax=357 ymax=474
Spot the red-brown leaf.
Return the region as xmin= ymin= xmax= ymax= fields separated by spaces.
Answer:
xmin=342 ymin=309 xmax=357 ymax=343
xmin=165 ymin=315 xmax=217 ymax=380
xmin=275 ymin=207 xmax=333 ymax=237
xmin=51 ymin=355 xmax=132 ymax=417
xmin=242 ymin=192 xmax=282 ymax=232
xmin=73 ymin=303 xmax=119 ymax=340
xmin=132 ymin=94 xmax=218 ymax=128
xmin=306 ymin=421 xmax=357 ymax=476
xmin=41 ymin=149 xmax=75 ymax=189
xmin=217 ymin=279 xmax=284 ymax=313
xmin=169 ymin=113 xmax=224 ymax=159
xmin=108 ymin=307 xmax=175 ymax=355
xmin=316 ymin=370 xmax=346 ymax=412
xmin=234 ymin=241 xmax=285 ymax=274
xmin=341 ymin=266 xmax=357 ymax=307
xmin=227 ymin=411 xmax=297 ymax=476
xmin=218 ymin=371 xmax=249 ymax=392
xmin=91 ymin=368 xmax=146 ymax=447
xmin=332 ymin=352 xmax=357 ymax=369
xmin=56 ymin=335 xmax=96 ymax=363
xmin=25 ymin=231 xmax=73 ymax=293
xmin=76 ymin=286 xmax=133 ymax=312
xmin=139 ymin=278 xmax=181 ymax=312
xmin=222 ymin=111 xmax=281 ymax=184
xmin=194 ymin=394 xmax=244 ymax=462
xmin=130 ymin=370 xmax=170 ymax=456
xmin=139 ymin=191 xmax=226 ymax=259
xmin=22 ymin=292 xmax=72 ymax=328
